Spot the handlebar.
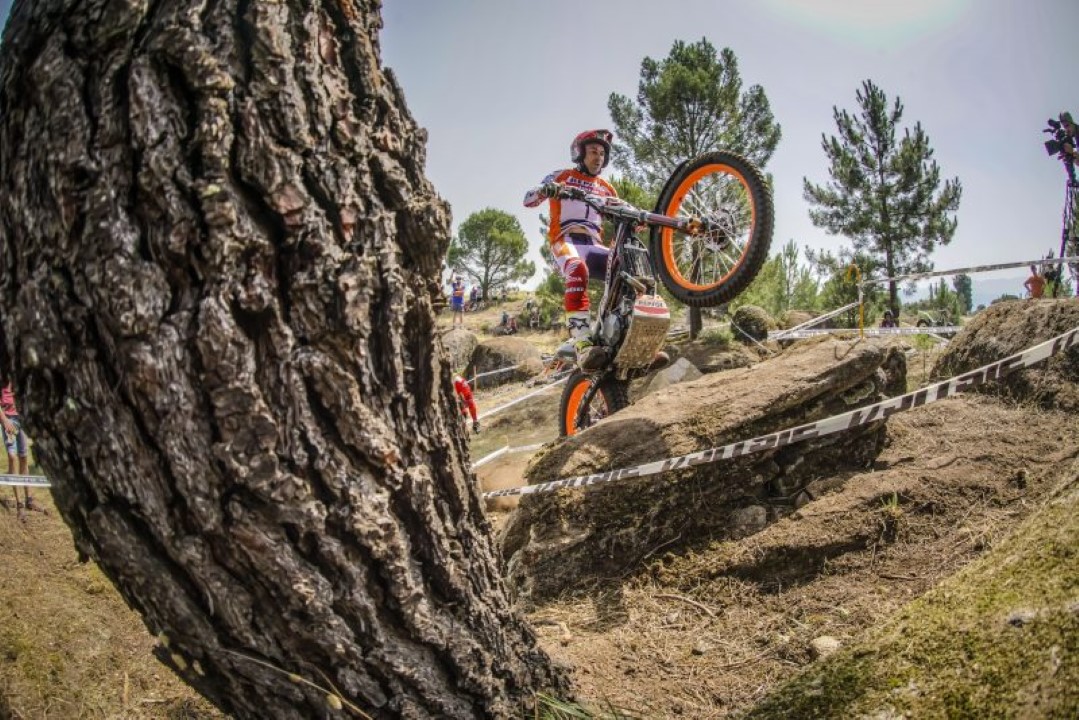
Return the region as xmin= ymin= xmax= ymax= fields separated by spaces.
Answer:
xmin=556 ymin=186 xmax=704 ymax=234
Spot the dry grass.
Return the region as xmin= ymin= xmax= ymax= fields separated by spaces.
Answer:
xmin=0 ymin=493 xmax=220 ymax=719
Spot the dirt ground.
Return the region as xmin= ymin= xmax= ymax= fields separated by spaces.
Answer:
xmin=519 ymin=396 xmax=1078 ymax=717
xmin=1 ymin=301 xmax=1073 ymax=718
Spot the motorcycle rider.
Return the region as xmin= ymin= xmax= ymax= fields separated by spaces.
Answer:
xmin=524 ymin=128 xmax=667 ymax=371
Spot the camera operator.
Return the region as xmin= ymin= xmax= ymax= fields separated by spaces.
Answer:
xmin=1045 ymin=112 xmax=1079 ymax=165
xmin=1060 ymin=112 xmax=1079 ymax=162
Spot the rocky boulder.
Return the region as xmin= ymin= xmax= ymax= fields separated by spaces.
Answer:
xmin=499 ymin=337 xmax=907 ymax=605
xmin=931 ymin=298 xmax=1079 ymax=411
xmin=732 ymin=304 xmax=776 ymax=343
xmin=466 ymin=337 xmax=544 ymax=388
xmin=644 ymin=357 xmax=703 ymax=395
xmin=670 ymin=337 xmax=758 ymax=374
xmin=441 ymin=327 xmax=478 ymax=372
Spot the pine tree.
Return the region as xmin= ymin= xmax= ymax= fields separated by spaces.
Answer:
xmin=804 ymin=80 xmax=961 ymax=318
xmin=609 ymin=39 xmax=780 ymax=337
xmin=448 ymin=209 xmax=535 ymax=300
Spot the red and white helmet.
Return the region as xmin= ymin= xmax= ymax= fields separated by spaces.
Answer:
xmin=571 ymin=129 xmax=613 ymax=167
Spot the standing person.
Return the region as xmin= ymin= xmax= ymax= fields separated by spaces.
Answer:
xmin=450 ymin=275 xmax=466 ymax=326
xmin=1 ymin=383 xmax=33 ymax=512
xmin=453 ymin=373 xmax=480 ymax=434
xmin=1024 ymin=265 xmax=1046 ymax=299
xmin=524 ymin=128 xmax=666 ymax=370
xmin=879 ymin=309 xmax=897 ymax=328
xmin=468 ymin=284 xmax=480 ymax=312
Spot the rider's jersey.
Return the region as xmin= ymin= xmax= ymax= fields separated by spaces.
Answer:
xmin=453 ymin=375 xmax=475 ymax=408
xmin=451 ymin=279 xmax=465 ymax=299
xmin=524 ymin=168 xmax=618 ymax=243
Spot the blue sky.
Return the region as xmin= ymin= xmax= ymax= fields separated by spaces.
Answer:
xmin=2 ymin=0 xmax=1077 ymax=302
xmin=381 ymin=0 xmax=1079 ymax=301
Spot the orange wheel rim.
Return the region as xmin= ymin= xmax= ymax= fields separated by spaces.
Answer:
xmin=661 ymin=163 xmax=757 ymax=291
xmin=563 ymin=380 xmax=591 ymax=436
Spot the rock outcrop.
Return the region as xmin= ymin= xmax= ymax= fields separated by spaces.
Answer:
xmin=931 ymin=298 xmax=1079 ymax=411
xmin=467 ymin=337 xmax=544 ymax=388
xmin=441 ymin=327 xmax=478 ymax=372
xmin=499 ymin=337 xmax=907 ymax=604
xmin=731 ymin=304 xmax=776 ymax=342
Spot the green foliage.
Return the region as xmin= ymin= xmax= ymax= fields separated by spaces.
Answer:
xmin=905 ymin=278 xmax=961 ymax=322
xmin=698 ymin=325 xmax=733 ymax=348
xmin=805 ymin=247 xmax=884 ymax=328
xmin=803 ymin=80 xmax=962 ymax=316
xmin=608 ymin=38 xmax=781 ymax=191
xmin=952 ymin=273 xmax=973 ymax=313
xmin=447 ymin=208 xmax=535 ymax=299
xmin=732 ymin=239 xmax=820 ymax=317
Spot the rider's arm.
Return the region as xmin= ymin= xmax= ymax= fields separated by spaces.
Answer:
xmin=524 ymin=170 xmax=566 ymax=208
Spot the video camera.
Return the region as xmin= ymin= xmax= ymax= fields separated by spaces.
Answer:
xmin=1044 ymin=114 xmax=1074 ymax=156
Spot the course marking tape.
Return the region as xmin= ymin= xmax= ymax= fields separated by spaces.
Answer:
xmin=860 ymin=256 xmax=1079 ymax=288
xmin=472 ymin=445 xmax=509 ymax=469
xmin=0 ymin=474 xmax=51 ymax=488
xmin=770 ymin=326 xmax=963 ymax=340
xmin=476 ymin=373 xmax=569 ymax=421
xmin=483 ymin=324 xmax=1079 ymax=499
xmin=471 ymin=442 xmax=547 ymax=470
xmin=770 ymin=302 xmax=860 ymax=339
xmin=471 ymin=364 xmax=520 ymax=383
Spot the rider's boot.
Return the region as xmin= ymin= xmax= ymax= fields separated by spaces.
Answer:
xmin=558 ymin=311 xmax=607 ymax=371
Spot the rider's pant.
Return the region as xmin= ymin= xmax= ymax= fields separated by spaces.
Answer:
xmin=550 ymin=232 xmax=610 ymax=314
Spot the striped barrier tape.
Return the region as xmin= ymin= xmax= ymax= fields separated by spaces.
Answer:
xmin=471 ymin=364 xmax=520 ymax=383
xmin=482 ymin=324 xmax=1079 ymax=499
xmin=770 ymin=301 xmax=861 ymax=340
xmin=471 ymin=442 xmax=546 ymax=470
xmin=472 ymin=445 xmax=509 ymax=469
xmin=476 ymin=372 xmax=570 ymax=421
xmin=859 ymin=255 xmax=1079 ymax=288
xmin=0 ymin=474 xmax=51 ymax=488
xmin=769 ymin=325 xmax=963 ymax=340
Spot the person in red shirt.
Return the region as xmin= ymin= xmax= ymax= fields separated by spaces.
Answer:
xmin=453 ymin=374 xmax=480 ymax=434
xmin=1024 ymin=265 xmax=1046 ymax=299
xmin=2 ymin=383 xmax=34 ymax=512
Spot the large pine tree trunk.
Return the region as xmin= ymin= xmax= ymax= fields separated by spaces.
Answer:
xmin=0 ymin=1 xmax=568 ymax=717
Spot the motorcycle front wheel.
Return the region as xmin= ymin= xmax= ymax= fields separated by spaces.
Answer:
xmin=650 ymin=151 xmax=774 ymax=307
xmin=558 ymin=371 xmax=630 ymax=437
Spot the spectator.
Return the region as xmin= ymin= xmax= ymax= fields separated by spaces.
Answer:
xmin=879 ymin=309 xmax=897 ymax=328
xmin=450 ymin=275 xmax=466 ymax=326
xmin=1024 ymin=265 xmax=1046 ymax=299
xmin=468 ymin=285 xmax=481 ymax=312
xmin=453 ymin=374 xmax=480 ymax=434
xmin=2 ymin=383 xmax=34 ymax=512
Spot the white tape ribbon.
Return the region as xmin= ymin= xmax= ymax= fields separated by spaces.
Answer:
xmin=770 ymin=325 xmax=963 ymax=340
xmin=860 ymin=256 xmax=1079 ymax=289
xmin=0 ymin=474 xmax=51 ymax=488
xmin=483 ymin=325 xmax=1079 ymax=499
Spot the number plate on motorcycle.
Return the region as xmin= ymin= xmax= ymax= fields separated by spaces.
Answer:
xmin=632 ymin=295 xmax=670 ymax=319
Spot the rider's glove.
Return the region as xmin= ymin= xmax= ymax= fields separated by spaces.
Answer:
xmin=540 ymin=182 xmax=563 ymax=199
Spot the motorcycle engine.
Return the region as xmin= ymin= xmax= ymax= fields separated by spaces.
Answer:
xmin=600 ymin=298 xmax=631 ymax=346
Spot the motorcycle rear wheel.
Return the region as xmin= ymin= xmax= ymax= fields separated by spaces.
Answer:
xmin=650 ymin=151 xmax=773 ymax=307
xmin=558 ymin=371 xmax=630 ymax=437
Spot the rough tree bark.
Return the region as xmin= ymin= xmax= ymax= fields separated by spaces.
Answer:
xmin=0 ymin=0 xmax=567 ymax=717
